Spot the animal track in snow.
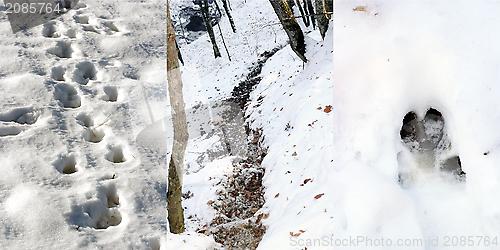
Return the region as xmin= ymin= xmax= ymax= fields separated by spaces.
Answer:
xmin=83 ymin=25 xmax=100 ymax=34
xmin=54 ymin=83 xmax=81 ymax=108
xmin=48 ymin=41 xmax=73 ymax=58
xmin=73 ymin=62 xmax=97 ymax=85
xmin=106 ymin=145 xmax=126 ymax=163
xmin=81 ymin=182 xmax=122 ymax=229
xmin=0 ymin=107 xmax=40 ymax=124
xmin=66 ymin=29 xmax=77 ymax=39
xmin=83 ymin=127 xmax=105 ymax=143
xmin=42 ymin=22 xmax=60 ymax=38
xmin=74 ymin=15 xmax=89 ymax=24
xmin=51 ymin=66 xmax=65 ymax=81
xmin=76 ymin=112 xmax=94 ymax=127
xmin=102 ymin=86 xmax=118 ymax=102
xmin=0 ymin=126 xmax=22 ymax=137
xmin=97 ymin=182 xmax=120 ymax=208
xmin=102 ymin=21 xmax=119 ymax=32
xmin=399 ymin=108 xmax=465 ymax=183
xmin=53 ymin=153 xmax=78 ymax=174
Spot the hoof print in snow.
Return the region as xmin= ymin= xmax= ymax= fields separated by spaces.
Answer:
xmin=76 ymin=112 xmax=94 ymax=127
xmin=51 ymin=66 xmax=65 ymax=81
xmin=42 ymin=22 xmax=60 ymax=38
xmin=84 ymin=127 xmax=105 ymax=143
xmin=48 ymin=41 xmax=73 ymax=58
xmin=399 ymin=108 xmax=466 ymax=182
xmin=102 ymin=86 xmax=118 ymax=102
xmin=54 ymin=83 xmax=81 ymax=108
xmin=400 ymin=108 xmax=445 ymax=152
xmin=0 ymin=106 xmax=40 ymax=124
xmin=73 ymin=62 xmax=97 ymax=85
xmin=0 ymin=126 xmax=22 ymax=137
xmin=53 ymin=153 xmax=78 ymax=174
xmin=106 ymin=145 xmax=126 ymax=163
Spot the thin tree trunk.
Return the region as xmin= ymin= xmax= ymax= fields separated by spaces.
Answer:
xmin=315 ymin=0 xmax=332 ymax=39
xmin=221 ymin=0 xmax=236 ymax=33
xmin=199 ymin=0 xmax=221 ymax=58
xmin=213 ymin=0 xmax=223 ymax=16
xmin=306 ymin=0 xmax=316 ymax=29
xmin=167 ymin=1 xmax=187 ymax=234
xmin=269 ymin=0 xmax=307 ymax=62
xmin=295 ymin=0 xmax=309 ymax=27
xmin=213 ymin=0 xmax=232 ymax=60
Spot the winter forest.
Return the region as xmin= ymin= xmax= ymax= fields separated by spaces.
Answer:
xmin=3 ymin=0 xmax=500 ymax=249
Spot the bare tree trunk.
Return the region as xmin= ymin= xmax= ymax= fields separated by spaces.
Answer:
xmin=306 ymin=0 xmax=316 ymax=29
xmin=315 ymin=0 xmax=332 ymax=39
xmin=167 ymin=1 xmax=187 ymax=234
xmin=199 ymin=0 xmax=221 ymax=58
xmin=221 ymin=0 xmax=236 ymax=33
xmin=269 ymin=0 xmax=307 ymax=62
xmin=295 ymin=0 xmax=310 ymax=27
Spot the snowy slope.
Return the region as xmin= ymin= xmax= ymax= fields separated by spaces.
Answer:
xmin=335 ymin=1 xmax=500 ymax=249
xmin=167 ymin=0 xmax=333 ymax=249
xmin=0 ymin=0 xmax=166 ymax=249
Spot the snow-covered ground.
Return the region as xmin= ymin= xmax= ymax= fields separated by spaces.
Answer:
xmin=335 ymin=1 xmax=500 ymax=249
xmin=0 ymin=0 xmax=166 ymax=249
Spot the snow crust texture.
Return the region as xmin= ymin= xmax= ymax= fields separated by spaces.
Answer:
xmin=0 ymin=0 xmax=167 ymax=248
xmin=335 ymin=1 xmax=500 ymax=248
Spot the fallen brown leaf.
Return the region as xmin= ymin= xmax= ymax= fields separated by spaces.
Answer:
xmin=324 ymin=105 xmax=332 ymax=113
xmin=314 ymin=193 xmax=324 ymax=199
xmin=353 ymin=6 xmax=366 ymax=12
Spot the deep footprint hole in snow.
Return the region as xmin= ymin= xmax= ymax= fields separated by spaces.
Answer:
xmin=73 ymin=62 xmax=97 ymax=85
xmin=54 ymin=83 xmax=81 ymax=108
xmin=76 ymin=112 xmax=94 ymax=127
xmin=84 ymin=127 xmax=105 ymax=143
xmin=106 ymin=145 xmax=126 ymax=163
xmin=75 ymin=15 xmax=89 ymax=24
xmin=103 ymin=21 xmax=119 ymax=32
xmin=399 ymin=107 xmax=465 ymax=181
xmin=98 ymin=182 xmax=120 ymax=208
xmin=0 ymin=107 xmax=40 ymax=125
xmin=89 ymin=183 xmax=121 ymax=229
xmin=102 ymin=86 xmax=118 ymax=102
xmin=51 ymin=66 xmax=65 ymax=81
xmin=0 ymin=126 xmax=22 ymax=137
xmin=48 ymin=41 xmax=73 ymax=58
xmin=42 ymin=22 xmax=59 ymax=38
xmin=66 ymin=29 xmax=77 ymax=38
xmin=54 ymin=154 xmax=78 ymax=174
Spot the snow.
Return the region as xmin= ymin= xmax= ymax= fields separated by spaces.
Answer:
xmin=0 ymin=0 xmax=166 ymax=249
xmin=334 ymin=1 xmax=500 ymax=249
